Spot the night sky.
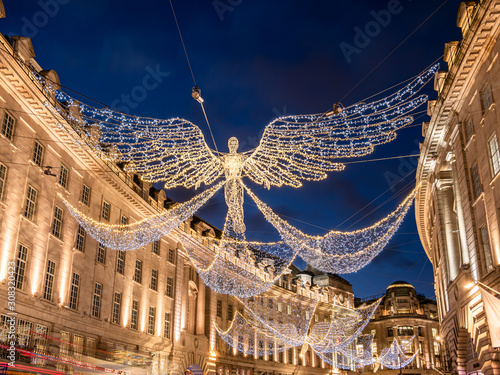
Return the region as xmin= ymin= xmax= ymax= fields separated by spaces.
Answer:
xmin=1 ymin=0 xmax=466 ymax=299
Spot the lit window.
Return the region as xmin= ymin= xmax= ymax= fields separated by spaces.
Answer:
xmin=432 ymin=328 xmax=438 ymax=338
xmin=32 ymin=140 xmax=44 ymax=166
xmin=91 ymin=282 xmax=103 ymax=318
xmin=168 ymin=248 xmax=175 ymax=263
xmin=23 ymin=185 xmax=37 ymax=220
xmin=116 ymin=251 xmax=125 ymax=275
xmin=102 ymin=201 xmax=110 ymax=221
xmin=75 ymin=225 xmax=85 ymax=252
xmin=434 ymin=341 xmax=440 ymax=356
xmin=69 ymin=272 xmax=79 ymax=310
xmin=112 ymin=292 xmax=121 ymax=324
xmin=134 ymin=259 xmax=142 ymax=283
xmin=15 ymin=244 xmax=28 ymax=290
xmin=51 ymin=206 xmax=63 ymax=238
xmin=97 ymin=242 xmax=106 ymax=264
xmin=81 ymin=184 xmax=90 ymax=206
xmin=164 ymin=312 xmax=171 ymax=339
xmin=151 ymin=268 xmax=158 ymax=291
xmin=131 ymin=300 xmax=139 ymax=330
xmin=1 ymin=111 xmax=15 ymax=141
xmin=43 ymin=260 xmax=56 ymax=301
xmin=398 ymin=326 xmax=414 ymax=336
xmin=148 ymin=306 xmax=156 ymax=334
xmin=152 ymin=240 xmax=160 ymax=255
xmin=58 ymin=164 xmax=68 ymax=188
xmin=489 ymin=134 xmax=500 ymax=176
xmin=480 ymin=226 xmax=494 ymax=272
xmin=166 ymin=276 xmax=173 ymax=298
xmin=0 ymin=162 xmax=7 ymax=200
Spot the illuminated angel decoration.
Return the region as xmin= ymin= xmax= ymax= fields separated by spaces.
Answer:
xmin=43 ymin=64 xmax=438 ymax=296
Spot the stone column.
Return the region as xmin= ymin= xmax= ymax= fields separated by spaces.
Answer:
xmin=196 ymin=277 xmax=206 ymax=335
xmin=451 ymin=159 xmax=470 ymax=267
xmin=438 ymin=180 xmax=461 ymax=282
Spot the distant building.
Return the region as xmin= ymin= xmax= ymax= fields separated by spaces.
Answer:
xmin=356 ymin=281 xmax=441 ymax=375
xmin=416 ymin=1 xmax=500 ymax=375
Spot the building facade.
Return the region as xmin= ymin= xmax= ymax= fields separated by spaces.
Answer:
xmin=0 ymin=24 xmax=359 ymax=375
xmin=356 ymin=281 xmax=441 ymax=375
xmin=416 ymin=1 xmax=500 ymax=375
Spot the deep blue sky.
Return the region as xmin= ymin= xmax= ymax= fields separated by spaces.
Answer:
xmin=1 ymin=0 xmax=465 ymax=299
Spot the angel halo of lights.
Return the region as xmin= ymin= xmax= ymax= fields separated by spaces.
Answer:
xmin=39 ymin=63 xmax=438 ymax=297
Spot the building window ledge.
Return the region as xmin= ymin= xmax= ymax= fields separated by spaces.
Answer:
xmin=464 ymin=133 xmax=476 ymax=151
xmin=0 ymin=133 xmax=18 ymax=150
xmin=49 ymin=233 xmax=64 ymax=244
xmin=489 ymin=171 xmax=500 ymax=187
xmin=471 ymin=192 xmax=484 ymax=207
xmin=480 ymin=103 xmax=496 ymax=125
xmin=0 ymin=201 xmax=7 ymax=210
xmin=20 ymin=214 xmax=38 ymax=227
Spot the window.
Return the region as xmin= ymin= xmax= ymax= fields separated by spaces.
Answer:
xmin=91 ymin=282 xmax=103 ymax=318
xmin=217 ymin=300 xmax=222 ymax=318
xmin=228 ymin=304 xmax=233 ymax=321
xmin=73 ymin=335 xmax=84 ymax=359
xmin=51 ymin=206 xmax=63 ymax=238
xmin=488 ymin=134 xmax=500 ymax=176
xmin=74 ymin=225 xmax=85 ymax=252
xmin=69 ymin=272 xmax=79 ymax=310
xmin=432 ymin=328 xmax=438 ymax=338
xmin=480 ymin=225 xmax=494 ymax=272
xmin=371 ymin=329 xmax=376 ymax=338
xmin=471 ymin=163 xmax=482 ymax=199
xmin=32 ymin=140 xmax=44 ymax=166
xmin=465 ymin=118 xmax=474 ymax=141
xmin=58 ymin=164 xmax=68 ymax=188
xmin=151 ymin=268 xmax=158 ymax=291
xmin=112 ymin=292 xmax=121 ymax=324
xmin=102 ymin=201 xmax=110 ymax=221
xmin=131 ymin=300 xmax=139 ymax=330
xmin=81 ymin=184 xmax=90 ymax=206
xmin=116 ymin=251 xmax=125 ymax=274
xmin=387 ymin=327 xmax=394 ymax=337
xmin=168 ymin=248 xmax=175 ymax=263
xmin=43 ymin=260 xmax=56 ymax=301
xmin=288 ymin=348 xmax=294 ymax=364
xmin=268 ymin=298 xmax=274 ymax=310
xmin=148 ymin=306 xmax=156 ymax=335
xmin=134 ymin=259 xmax=142 ymax=283
xmin=23 ymin=185 xmax=37 ymax=220
xmin=97 ymin=242 xmax=106 ymax=264
xmin=1 ymin=111 xmax=15 ymax=141
xmin=121 ymin=215 xmax=128 ymax=226
xmin=164 ymin=312 xmax=171 ymax=339
xmin=152 ymin=240 xmax=160 ymax=255
xmin=15 ymin=244 xmax=28 ymax=290
xmin=0 ymin=162 xmax=7 ymax=200
xmin=480 ymin=84 xmax=493 ymax=114
xmin=17 ymin=319 xmax=32 ymax=348
xmin=372 ymin=342 xmax=377 ymax=356
xmin=398 ymin=326 xmax=414 ymax=336
xmin=166 ymin=276 xmax=173 ymax=298
xmin=434 ymin=341 xmax=440 ymax=355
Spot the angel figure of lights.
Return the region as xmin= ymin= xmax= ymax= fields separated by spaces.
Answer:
xmin=46 ymin=64 xmax=438 ymax=296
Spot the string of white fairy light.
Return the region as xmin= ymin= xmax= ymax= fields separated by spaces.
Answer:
xmin=58 ymin=182 xmax=224 ymax=250
xmin=244 ymin=185 xmax=417 ymax=274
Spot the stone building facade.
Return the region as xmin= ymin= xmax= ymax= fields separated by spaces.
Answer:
xmin=0 ymin=25 xmax=357 ymax=375
xmin=356 ymin=281 xmax=441 ymax=375
xmin=416 ymin=1 xmax=500 ymax=375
